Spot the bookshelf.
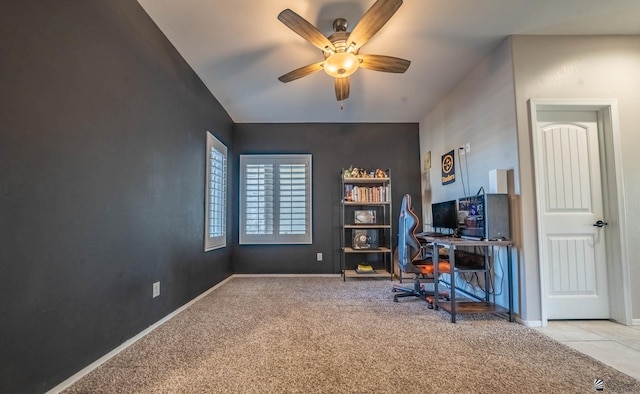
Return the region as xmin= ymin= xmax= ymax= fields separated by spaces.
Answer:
xmin=340 ymin=168 xmax=392 ymax=280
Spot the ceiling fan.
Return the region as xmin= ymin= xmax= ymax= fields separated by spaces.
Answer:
xmin=277 ymin=0 xmax=410 ymax=102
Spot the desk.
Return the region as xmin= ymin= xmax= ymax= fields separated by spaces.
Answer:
xmin=418 ymin=236 xmax=514 ymax=323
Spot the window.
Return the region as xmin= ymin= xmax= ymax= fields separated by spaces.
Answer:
xmin=204 ymin=132 xmax=227 ymax=251
xmin=240 ymin=154 xmax=312 ymax=244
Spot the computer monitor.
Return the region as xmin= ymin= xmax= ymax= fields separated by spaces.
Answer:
xmin=431 ymin=200 xmax=458 ymax=231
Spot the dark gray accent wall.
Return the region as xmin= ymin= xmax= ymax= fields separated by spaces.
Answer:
xmin=233 ymin=123 xmax=421 ymax=274
xmin=0 ymin=1 xmax=234 ymax=392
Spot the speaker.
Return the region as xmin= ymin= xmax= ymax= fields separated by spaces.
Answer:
xmin=489 ymin=169 xmax=507 ymax=194
xmin=484 ymin=194 xmax=510 ymax=240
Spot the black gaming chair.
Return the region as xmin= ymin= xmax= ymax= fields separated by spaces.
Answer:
xmin=392 ymin=194 xmax=450 ymax=304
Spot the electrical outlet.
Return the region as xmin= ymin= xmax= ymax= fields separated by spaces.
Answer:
xmin=152 ymin=281 xmax=160 ymax=298
xmin=316 ymin=252 xmax=323 ymax=261
xmin=465 ymin=143 xmax=471 ymax=153
xmin=459 ymin=146 xmax=465 ymax=156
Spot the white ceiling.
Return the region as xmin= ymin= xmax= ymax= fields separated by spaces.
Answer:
xmin=137 ymin=0 xmax=640 ymax=123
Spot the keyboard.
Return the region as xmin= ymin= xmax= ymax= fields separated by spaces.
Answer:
xmin=417 ymin=231 xmax=445 ymax=237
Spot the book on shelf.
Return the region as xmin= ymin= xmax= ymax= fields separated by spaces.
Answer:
xmin=344 ymin=184 xmax=353 ymax=201
xmin=344 ymin=185 xmax=390 ymax=203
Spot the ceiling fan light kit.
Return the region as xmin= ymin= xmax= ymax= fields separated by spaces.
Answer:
xmin=277 ymin=0 xmax=410 ymax=102
xmin=324 ymin=52 xmax=359 ymax=78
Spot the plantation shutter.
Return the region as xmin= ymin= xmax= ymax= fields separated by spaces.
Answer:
xmin=205 ymin=132 xmax=227 ymax=251
xmin=240 ymin=155 xmax=312 ymax=244
xmin=278 ymin=163 xmax=308 ymax=235
xmin=244 ymin=163 xmax=274 ymax=235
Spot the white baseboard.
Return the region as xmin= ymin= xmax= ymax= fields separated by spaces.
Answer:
xmin=518 ymin=318 xmax=542 ymax=327
xmin=233 ymin=273 xmax=341 ymax=278
xmin=521 ymin=319 xmax=639 ymax=327
xmin=46 ymin=275 xmax=235 ymax=394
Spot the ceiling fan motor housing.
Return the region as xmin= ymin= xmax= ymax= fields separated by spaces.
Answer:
xmin=326 ymin=31 xmax=352 ymax=55
xmin=332 ymin=17 xmax=348 ymax=32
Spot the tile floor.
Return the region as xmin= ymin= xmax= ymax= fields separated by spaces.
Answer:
xmin=535 ymin=320 xmax=640 ymax=381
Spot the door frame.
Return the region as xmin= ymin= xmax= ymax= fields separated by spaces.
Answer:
xmin=529 ymin=99 xmax=631 ymax=326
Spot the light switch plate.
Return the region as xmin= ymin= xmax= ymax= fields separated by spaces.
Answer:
xmin=153 ymin=281 xmax=160 ymax=298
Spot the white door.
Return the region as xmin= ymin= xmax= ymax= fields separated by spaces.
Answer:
xmin=536 ymin=110 xmax=609 ymax=319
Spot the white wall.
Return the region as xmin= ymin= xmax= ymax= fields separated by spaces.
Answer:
xmin=419 ymin=38 xmax=519 ymax=313
xmin=419 ymin=38 xmax=518 ymax=210
xmin=420 ymin=34 xmax=640 ymax=324
xmin=511 ymin=35 xmax=640 ymax=322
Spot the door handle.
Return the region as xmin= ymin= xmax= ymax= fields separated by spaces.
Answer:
xmin=593 ymin=220 xmax=608 ymax=227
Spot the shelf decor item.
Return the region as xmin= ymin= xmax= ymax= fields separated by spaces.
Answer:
xmin=342 ymin=166 xmax=388 ymax=179
xmin=352 ymin=229 xmax=378 ymax=249
xmin=354 ymin=210 xmax=376 ymax=224
xmin=356 ymin=263 xmax=375 ymax=273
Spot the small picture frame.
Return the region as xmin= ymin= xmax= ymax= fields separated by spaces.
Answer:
xmin=354 ymin=210 xmax=376 ymax=224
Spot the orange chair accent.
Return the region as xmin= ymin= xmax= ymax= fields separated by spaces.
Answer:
xmin=415 ymin=261 xmax=452 ymax=276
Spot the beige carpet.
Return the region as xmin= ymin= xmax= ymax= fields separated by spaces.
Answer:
xmin=65 ymin=277 xmax=640 ymax=393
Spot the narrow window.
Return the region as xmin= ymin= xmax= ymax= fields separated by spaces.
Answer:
xmin=205 ymin=132 xmax=227 ymax=251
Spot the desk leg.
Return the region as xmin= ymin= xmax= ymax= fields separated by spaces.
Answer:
xmin=507 ymin=245 xmax=514 ymax=322
xmin=432 ymin=242 xmax=439 ymax=310
xmin=484 ymin=246 xmax=490 ymax=303
xmin=449 ymin=246 xmax=456 ymax=323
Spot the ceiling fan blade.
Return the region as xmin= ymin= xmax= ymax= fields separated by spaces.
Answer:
xmin=278 ymin=9 xmax=335 ymax=53
xmin=335 ymin=77 xmax=350 ymax=101
xmin=358 ymin=54 xmax=410 ymax=73
xmin=278 ymin=61 xmax=324 ymax=83
xmin=347 ymin=0 xmax=403 ymax=52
